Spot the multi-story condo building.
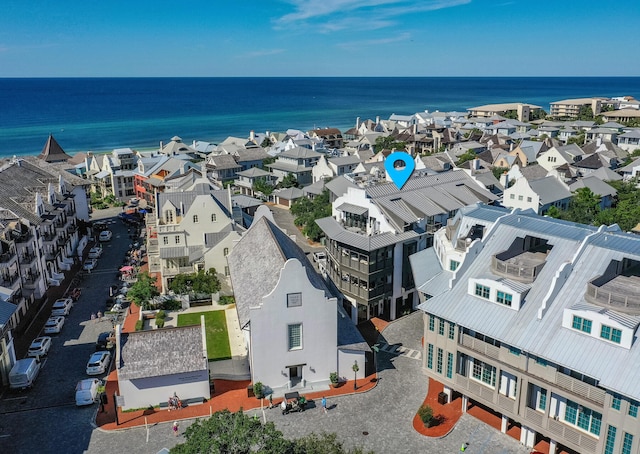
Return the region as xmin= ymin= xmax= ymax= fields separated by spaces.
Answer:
xmin=316 ymin=170 xmax=498 ymax=323
xmin=147 ymin=180 xmax=241 ymax=293
xmin=466 ymin=102 xmax=542 ymax=122
xmin=0 ymin=156 xmax=89 ymax=387
xmin=549 ymin=98 xmax=606 ymax=119
xmin=414 ymin=203 xmax=640 ymax=454
xmin=86 ymin=148 xmax=138 ymax=201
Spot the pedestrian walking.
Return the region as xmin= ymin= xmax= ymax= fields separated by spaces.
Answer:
xmin=460 ymin=442 xmax=468 ymax=451
xmin=172 ymin=421 xmax=179 ymax=436
xmin=268 ymin=394 xmax=273 ymax=409
xmin=321 ymin=396 xmax=327 ymax=414
xmin=91 ymin=313 xmax=96 ymax=322
xmin=97 ymin=311 xmax=102 ymax=321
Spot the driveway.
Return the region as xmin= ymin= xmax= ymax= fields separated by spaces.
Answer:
xmin=268 ymin=204 xmax=323 ymax=256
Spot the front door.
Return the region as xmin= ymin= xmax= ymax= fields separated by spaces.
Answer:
xmin=288 ymin=365 xmax=302 ymax=387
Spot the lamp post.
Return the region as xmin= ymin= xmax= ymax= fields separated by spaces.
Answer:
xmin=352 ymin=360 xmax=359 ymax=390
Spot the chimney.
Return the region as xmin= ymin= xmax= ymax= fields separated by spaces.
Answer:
xmin=376 ymin=116 xmax=380 ymax=125
xmin=250 ymin=130 xmax=255 ymax=141
xmin=596 ymin=136 xmax=602 ymax=147
xmin=356 ymin=117 xmax=361 ymax=129
xmin=160 ymin=141 xmax=164 ymax=151
xmin=473 ymin=158 xmax=481 ymax=171
xmin=413 ymin=124 xmax=418 ymax=135
xmin=192 ymin=140 xmax=197 ymax=148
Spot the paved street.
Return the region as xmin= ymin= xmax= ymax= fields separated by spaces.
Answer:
xmin=0 ymin=209 xmax=134 ymax=454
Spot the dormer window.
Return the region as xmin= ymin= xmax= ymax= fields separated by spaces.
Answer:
xmin=600 ymin=325 xmax=622 ymax=344
xmin=572 ymin=315 xmax=592 ymax=334
xmin=475 ymin=284 xmax=490 ymax=299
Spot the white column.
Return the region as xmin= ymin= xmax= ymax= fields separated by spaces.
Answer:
xmin=444 ymin=385 xmax=452 ymax=402
xmin=549 ymin=439 xmax=557 ymax=454
xmin=462 ymin=394 xmax=468 ymax=413
xmin=520 ymin=425 xmax=527 ymax=444
xmin=501 ymin=414 xmax=508 ymax=433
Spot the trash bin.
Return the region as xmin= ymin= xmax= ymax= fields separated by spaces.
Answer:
xmin=438 ymin=392 xmax=448 ymax=405
xmin=247 ymin=385 xmax=254 ymax=398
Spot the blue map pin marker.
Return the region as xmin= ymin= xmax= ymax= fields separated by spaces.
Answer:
xmin=384 ymin=151 xmax=415 ymax=189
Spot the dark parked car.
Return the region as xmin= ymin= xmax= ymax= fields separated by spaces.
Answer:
xmin=96 ymin=331 xmax=115 ymax=351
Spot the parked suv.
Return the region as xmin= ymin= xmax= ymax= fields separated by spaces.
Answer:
xmin=51 ymin=298 xmax=73 ymax=316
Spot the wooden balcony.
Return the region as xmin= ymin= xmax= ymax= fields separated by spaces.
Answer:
xmin=460 ymin=333 xmax=500 ymax=360
xmin=491 ymin=252 xmax=546 ymax=283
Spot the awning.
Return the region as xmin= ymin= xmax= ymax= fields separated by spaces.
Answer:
xmin=336 ymin=202 xmax=368 ymax=216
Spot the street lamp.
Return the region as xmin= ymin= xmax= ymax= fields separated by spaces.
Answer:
xmin=352 ymin=360 xmax=359 ymax=390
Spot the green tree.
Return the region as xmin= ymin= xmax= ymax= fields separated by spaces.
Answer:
xmin=529 ymin=109 xmax=548 ymax=121
xmin=127 ymin=272 xmax=159 ymax=310
xmin=171 ymin=410 xmax=292 ymax=454
xmin=169 ymin=268 xmax=220 ymax=295
xmin=374 ymin=136 xmax=406 ymax=153
xmin=577 ymin=105 xmax=594 ymax=121
xmin=567 ymin=133 xmax=585 ymax=146
xmin=262 ymin=156 xmax=276 ymax=166
xmin=253 ymin=178 xmax=274 ymax=196
xmin=564 ymin=187 xmax=601 ymax=225
xmin=492 ymin=167 xmax=509 ymax=180
xmin=293 ymin=432 xmax=374 ymax=454
xmin=290 ymin=190 xmax=332 ymax=242
xmin=545 ymin=205 xmax=562 ymax=219
xmin=502 ymin=109 xmax=518 ymax=120
xmin=279 ymin=174 xmax=299 ymax=189
xmin=456 ymin=150 xmax=477 ymax=166
xmin=261 ymin=138 xmax=272 ymax=148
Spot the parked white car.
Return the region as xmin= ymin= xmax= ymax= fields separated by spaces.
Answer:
xmin=51 ymin=298 xmax=73 ymax=316
xmin=86 ymin=351 xmax=111 ymax=376
xmin=88 ymin=246 xmax=103 ymax=259
xmin=83 ymin=258 xmax=98 ymax=271
xmin=75 ymin=378 xmax=103 ymax=406
xmin=99 ymin=230 xmax=113 ymax=242
xmin=27 ymin=336 xmax=52 ymax=357
xmin=44 ymin=316 xmax=65 ymax=334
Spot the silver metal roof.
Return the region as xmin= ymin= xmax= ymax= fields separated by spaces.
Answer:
xmin=418 ymin=208 xmax=640 ymax=399
xmin=336 ymin=202 xmax=368 ymax=216
xmin=316 ymin=216 xmax=420 ymax=252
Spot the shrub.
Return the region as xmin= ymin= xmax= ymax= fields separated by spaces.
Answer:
xmin=418 ymin=404 xmax=434 ymax=425
xmin=156 ymin=318 xmax=165 ymax=328
xmin=329 ymin=372 xmax=339 ymax=385
xmin=253 ymin=381 xmax=264 ymax=399
xmin=219 ymin=295 xmax=235 ymax=305
xmin=159 ymin=298 xmax=182 ymax=311
xmin=156 ymin=310 xmax=166 ymax=320
xmin=135 ymin=320 xmax=143 ymax=331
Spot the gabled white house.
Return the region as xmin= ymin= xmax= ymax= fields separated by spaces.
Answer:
xmin=227 ymin=208 xmax=369 ymax=392
xmin=503 ymin=176 xmax=572 ymax=215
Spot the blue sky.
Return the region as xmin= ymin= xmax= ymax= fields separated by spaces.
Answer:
xmin=1 ymin=0 xmax=639 ymax=77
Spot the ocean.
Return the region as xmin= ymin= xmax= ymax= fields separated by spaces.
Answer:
xmin=1 ymin=77 xmax=640 ymax=157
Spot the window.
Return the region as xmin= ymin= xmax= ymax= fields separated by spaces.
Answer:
xmin=509 ymin=346 xmax=521 ymax=356
xmin=287 ymin=324 xmax=302 ymax=350
xmin=471 ymin=358 xmax=496 ymax=387
xmin=600 ymin=325 xmax=622 ymax=344
xmin=622 ymin=433 xmax=634 ymax=454
xmin=429 ymin=314 xmax=435 ymax=331
xmin=527 ymin=197 xmax=532 ymax=202
xmin=286 ymin=292 xmax=302 ymax=308
xmin=604 ymin=425 xmax=617 ymax=454
xmin=534 ymin=355 xmax=547 ymax=367
xmin=564 ymin=399 xmax=602 ymax=436
xmin=427 ymin=344 xmax=433 ymax=369
xmin=165 ymin=210 xmax=174 ymax=223
xmin=223 ymin=247 xmax=229 ymax=256
xmin=211 ymin=213 xmax=217 ymax=222
xmin=496 ymin=291 xmax=513 ymax=307
xmin=438 ymin=319 xmax=445 ymax=336
xmin=572 ymin=315 xmax=592 ymax=333
xmin=163 ymin=236 xmax=169 ymax=245
xmin=475 ymin=284 xmax=490 ymax=299
xmin=449 ymin=260 xmax=459 ymax=271
xmin=629 ymin=401 xmax=638 ymax=418
xmin=612 ymin=394 xmax=621 ymax=411
xmin=174 ymin=235 xmax=180 ymax=244
xmin=538 ymin=388 xmax=547 ymax=411
xmin=510 ymin=194 xmax=515 ymax=199
xmin=448 ymin=322 xmax=455 ymax=340
xmin=193 ymin=215 xmax=199 ymax=223
xmin=446 ymin=352 xmax=454 ymax=379
xmin=436 ymin=348 xmax=443 ymax=374
xmin=224 ymin=266 xmax=229 ymax=276
xmin=518 ymin=195 xmax=523 ymax=201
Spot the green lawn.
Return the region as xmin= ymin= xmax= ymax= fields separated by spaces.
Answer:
xmin=177 ymin=311 xmax=231 ymax=361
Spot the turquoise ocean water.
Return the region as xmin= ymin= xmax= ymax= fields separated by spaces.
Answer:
xmin=1 ymin=77 xmax=639 ymax=157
